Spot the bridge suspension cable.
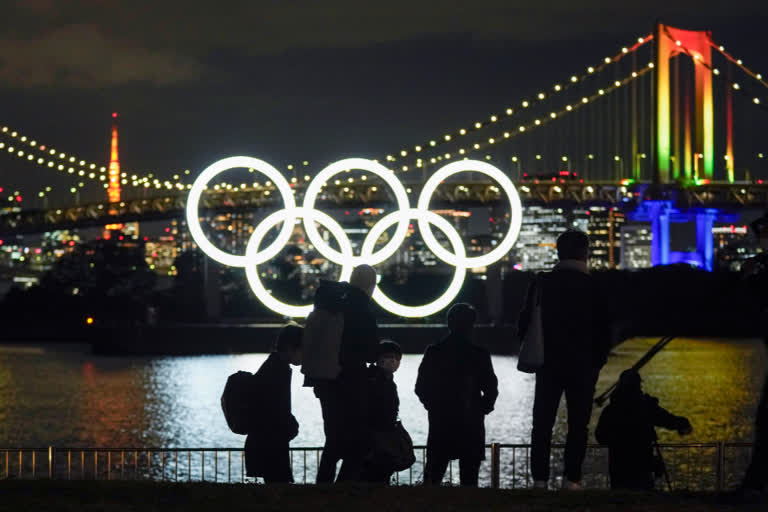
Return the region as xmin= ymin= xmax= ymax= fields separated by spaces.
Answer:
xmin=379 ymin=34 xmax=653 ymax=169
xmin=710 ymin=41 xmax=768 ymax=89
xmin=0 ymin=120 xmax=313 ymax=191
xmin=0 ymin=124 xmax=195 ymax=189
xmin=393 ymin=64 xmax=653 ymax=171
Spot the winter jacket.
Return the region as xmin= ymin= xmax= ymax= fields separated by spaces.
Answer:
xmin=245 ymin=353 xmax=297 ymax=477
xmin=367 ymin=365 xmax=399 ymax=432
xmin=518 ymin=265 xmax=611 ymax=372
xmin=415 ymin=333 xmax=498 ymax=461
xmin=595 ymin=391 xmax=688 ymax=489
xmin=304 ymin=280 xmax=378 ymax=386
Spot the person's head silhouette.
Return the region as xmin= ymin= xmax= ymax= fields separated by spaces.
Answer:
xmin=752 ymin=212 xmax=768 ymax=250
xmin=350 ymin=264 xmax=377 ymax=297
xmin=275 ymin=322 xmax=303 ymax=366
xmin=446 ymin=303 xmax=476 ymax=340
xmin=556 ymin=229 xmax=589 ymax=262
xmin=615 ymin=369 xmax=642 ymax=398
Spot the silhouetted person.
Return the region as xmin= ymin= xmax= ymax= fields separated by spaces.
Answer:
xmin=361 ymin=340 xmax=402 ymax=484
xmin=519 ymin=229 xmax=611 ymax=490
xmin=245 ymin=323 xmax=303 ymax=483
xmin=308 ymin=264 xmax=379 ymax=483
xmin=416 ymin=303 xmax=498 ymax=487
xmin=595 ymin=370 xmax=692 ymax=490
xmin=740 ymin=214 xmax=768 ymax=499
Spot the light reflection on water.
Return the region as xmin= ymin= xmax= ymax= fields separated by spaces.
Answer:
xmin=0 ymin=338 xmax=764 ymax=450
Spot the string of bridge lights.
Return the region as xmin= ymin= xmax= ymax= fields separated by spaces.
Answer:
xmin=169 ymin=34 xmax=653 ymax=183
xmin=388 ymin=65 xmax=654 ymax=172
xmin=0 ymin=122 xmax=316 ymax=197
xmin=709 ymin=43 xmax=768 ymax=111
xmin=379 ymin=34 xmax=653 ymax=168
xmin=710 ymin=40 xmax=768 ymax=90
xmin=0 ymin=125 xmax=195 ymax=191
xmin=0 ymin=125 xmax=219 ymax=201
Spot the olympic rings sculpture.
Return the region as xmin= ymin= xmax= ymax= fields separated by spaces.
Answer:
xmin=186 ymin=156 xmax=523 ymax=318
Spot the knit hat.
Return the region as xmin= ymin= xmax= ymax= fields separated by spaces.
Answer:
xmin=377 ymin=339 xmax=402 ymax=359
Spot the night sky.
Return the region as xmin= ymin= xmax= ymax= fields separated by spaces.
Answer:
xmin=1 ymin=1 xmax=767 ymax=205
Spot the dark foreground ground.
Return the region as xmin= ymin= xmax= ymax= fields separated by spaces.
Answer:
xmin=0 ymin=481 xmax=764 ymax=512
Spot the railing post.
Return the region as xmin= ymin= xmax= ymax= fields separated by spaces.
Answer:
xmin=48 ymin=446 xmax=54 ymax=479
xmin=716 ymin=441 xmax=726 ymax=491
xmin=490 ymin=443 xmax=501 ymax=489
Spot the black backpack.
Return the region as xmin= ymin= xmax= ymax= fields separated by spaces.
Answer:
xmin=221 ymin=371 xmax=261 ymax=435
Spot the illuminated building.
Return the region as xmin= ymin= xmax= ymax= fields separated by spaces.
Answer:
xmin=620 ymin=224 xmax=653 ymax=269
xmin=574 ymin=207 xmax=625 ymax=269
xmin=201 ymin=212 xmax=255 ymax=255
xmin=145 ymin=236 xmax=179 ymax=275
xmin=713 ymin=224 xmax=762 ymax=271
xmin=713 ymin=224 xmax=749 ymax=248
xmin=513 ymin=206 xmax=569 ymax=271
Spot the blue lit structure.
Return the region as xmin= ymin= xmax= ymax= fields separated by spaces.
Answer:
xmin=628 ymin=200 xmax=738 ymax=270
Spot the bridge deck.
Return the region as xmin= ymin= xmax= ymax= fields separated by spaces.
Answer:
xmin=1 ymin=181 xmax=766 ymax=236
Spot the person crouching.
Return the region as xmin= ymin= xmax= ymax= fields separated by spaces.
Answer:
xmin=245 ymin=323 xmax=303 ymax=483
xmin=595 ymin=369 xmax=692 ymax=490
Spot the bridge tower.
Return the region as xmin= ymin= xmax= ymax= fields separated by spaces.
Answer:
xmin=654 ymin=23 xmax=718 ymax=183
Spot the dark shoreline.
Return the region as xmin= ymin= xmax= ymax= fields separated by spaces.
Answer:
xmin=0 ymin=324 xmax=520 ymax=356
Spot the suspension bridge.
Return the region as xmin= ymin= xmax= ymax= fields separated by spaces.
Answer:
xmin=1 ymin=23 xmax=767 ymax=269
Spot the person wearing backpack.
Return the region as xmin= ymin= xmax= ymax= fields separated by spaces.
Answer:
xmin=416 ymin=303 xmax=498 ymax=487
xmin=595 ymin=369 xmax=692 ymax=490
xmin=244 ymin=323 xmax=303 ymax=483
xmin=303 ymin=264 xmax=379 ymax=483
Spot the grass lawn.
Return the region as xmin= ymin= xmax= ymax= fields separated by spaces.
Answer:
xmin=0 ymin=480 xmax=764 ymax=511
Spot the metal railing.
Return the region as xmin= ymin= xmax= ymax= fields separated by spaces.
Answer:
xmin=0 ymin=442 xmax=754 ymax=490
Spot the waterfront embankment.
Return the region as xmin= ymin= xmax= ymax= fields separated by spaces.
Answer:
xmin=0 ymin=481 xmax=764 ymax=511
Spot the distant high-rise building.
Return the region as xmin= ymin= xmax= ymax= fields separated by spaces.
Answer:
xmin=713 ymin=224 xmax=761 ymax=271
xmin=713 ymin=224 xmax=749 ymax=250
xmin=145 ymin=236 xmax=179 ymax=275
xmin=513 ymin=206 xmax=569 ymax=271
xmin=620 ymin=224 xmax=653 ymax=269
xmin=575 ymin=207 xmax=625 ymax=269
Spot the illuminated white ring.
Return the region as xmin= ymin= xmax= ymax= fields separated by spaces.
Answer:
xmin=303 ymin=158 xmax=411 ymax=266
xmin=361 ymin=209 xmax=466 ymax=318
xmin=417 ymin=160 xmax=523 ymax=268
xmin=244 ymin=207 xmax=354 ymax=318
xmin=186 ymin=156 xmax=296 ymax=267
